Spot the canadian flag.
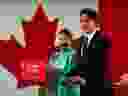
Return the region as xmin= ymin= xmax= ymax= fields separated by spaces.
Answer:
xmin=0 ymin=0 xmax=63 ymax=88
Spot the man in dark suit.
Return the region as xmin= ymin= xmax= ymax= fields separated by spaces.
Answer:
xmin=65 ymin=8 xmax=112 ymax=91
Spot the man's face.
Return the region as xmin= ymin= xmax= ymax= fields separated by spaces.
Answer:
xmin=80 ymin=16 xmax=96 ymax=32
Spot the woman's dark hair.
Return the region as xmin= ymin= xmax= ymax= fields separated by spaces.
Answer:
xmin=58 ymin=28 xmax=72 ymax=39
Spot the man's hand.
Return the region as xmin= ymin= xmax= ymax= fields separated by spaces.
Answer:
xmin=69 ymin=75 xmax=81 ymax=82
xmin=113 ymin=73 xmax=128 ymax=86
xmin=62 ymin=75 xmax=86 ymax=86
xmin=120 ymin=73 xmax=128 ymax=80
xmin=70 ymin=76 xmax=86 ymax=86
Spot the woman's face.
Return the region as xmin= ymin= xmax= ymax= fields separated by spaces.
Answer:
xmin=54 ymin=33 xmax=71 ymax=48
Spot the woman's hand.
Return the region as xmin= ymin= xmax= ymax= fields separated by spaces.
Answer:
xmin=47 ymin=64 xmax=64 ymax=72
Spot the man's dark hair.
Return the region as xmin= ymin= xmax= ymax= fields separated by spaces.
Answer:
xmin=80 ymin=8 xmax=96 ymax=19
xmin=58 ymin=28 xmax=72 ymax=39
xmin=80 ymin=8 xmax=101 ymax=26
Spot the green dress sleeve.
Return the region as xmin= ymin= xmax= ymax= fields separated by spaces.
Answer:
xmin=57 ymin=50 xmax=80 ymax=96
xmin=63 ymin=55 xmax=72 ymax=74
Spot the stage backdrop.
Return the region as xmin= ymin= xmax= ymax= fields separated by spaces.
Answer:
xmin=100 ymin=0 xmax=128 ymax=82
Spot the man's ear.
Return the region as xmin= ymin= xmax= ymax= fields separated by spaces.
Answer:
xmin=96 ymin=24 xmax=101 ymax=31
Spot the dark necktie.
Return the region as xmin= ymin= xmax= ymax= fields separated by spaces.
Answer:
xmin=80 ymin=36 xmax=88 ymax=56
xmin=82 ymin=36 xmax=88 ymax=46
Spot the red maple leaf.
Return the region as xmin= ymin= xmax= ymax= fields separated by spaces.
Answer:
xmin=0 ymin=2 xmax=60 ymax=88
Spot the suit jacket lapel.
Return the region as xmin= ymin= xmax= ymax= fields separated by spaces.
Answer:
xmin=88 ymin=32 xmax=98 ymax=48
xmin=89 ymin=32 xmax=104 ymax=48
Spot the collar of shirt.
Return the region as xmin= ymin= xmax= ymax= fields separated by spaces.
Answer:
xmin=80 ymin=32 xmax=96 ymax=42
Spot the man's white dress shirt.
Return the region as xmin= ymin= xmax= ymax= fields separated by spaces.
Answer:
xmin=80 ymin=32 xmax=96 ymax=56
xmin=81 ymin=32 xmax=96 ymax=47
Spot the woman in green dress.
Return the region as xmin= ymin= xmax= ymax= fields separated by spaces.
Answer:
xmin=48 ymin=28 xmax=80 ymax=96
